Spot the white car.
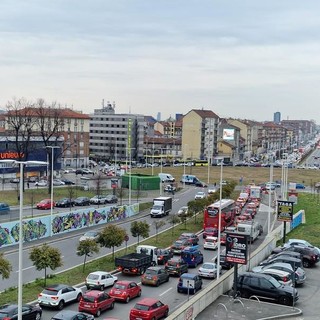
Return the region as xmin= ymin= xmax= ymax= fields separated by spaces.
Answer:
xmin=38 ymin=284 xmax=82 ymax=309
xmin=79 ymin=230 xmax=100 ymax=242
xmin=198 ymin=262 xmax=221 ymax=279
xmin=260 ymin=269 xmax=293 ymax=286
xmin=195 ymin=191 xmax=206 ymax=200
xmin=90 ymin=195 xmax=108 ymax=204
xmin=203 ymin=236 xmax=218 ymax=250
xmin=34 ymin=180 xmax=47 ymax=187
xmin=85 ymin=271 xmax=118 ymax=290
xmin=53 ymin=179 xmax=65 ymax=186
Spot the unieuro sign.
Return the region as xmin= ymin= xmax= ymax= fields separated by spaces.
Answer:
xmin=0 ymin=151 xmax=24 ymax=159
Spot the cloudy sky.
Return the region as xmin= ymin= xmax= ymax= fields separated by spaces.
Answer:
xmin=1 ymin=0 xmax=320 ymax=123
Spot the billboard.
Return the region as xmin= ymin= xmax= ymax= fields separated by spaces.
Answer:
xmin=222 ymin=128 xmax=235 ymax=141
xmin=277 ymin=200 xmax=294 ymax=222
xmin=225 ymin=232 xmax=249 ymax=265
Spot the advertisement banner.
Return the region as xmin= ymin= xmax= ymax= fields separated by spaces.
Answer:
xmin=277 ymin=200 xmax=294 ymax=222
xmin=225 ymin=233 xmax=249 ymax=265
xmin=222 ymin=128 xmax=235 ymax=141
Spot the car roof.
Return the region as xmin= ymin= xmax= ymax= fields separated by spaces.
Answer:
xmin=240 ymin=272 xmax=272 ymax=279
xmin=88 ymin=271 xmax=110 ymax=276
xmin=146 ymin=266 xmax=162 ymax=271
xmin=83 ymin=290 xmax=105 ymax=297
xmin=135 ymin=298 xmax=160 ymax=306
xmin=262 ymin=268 xmax=291 ymax=276
xmin=114 ymin=280 xmax=133 ymax=286
xmin=180 ymin=273 xmax=198 ymax=279
xmin=52 ymin=310 xmax=82 ymax=319
xmin=44 ymin=284 xmax=69 ymax=290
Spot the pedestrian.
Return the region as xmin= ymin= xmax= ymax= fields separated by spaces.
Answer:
xmin=27 ymin=182 xmax=30 ymax=189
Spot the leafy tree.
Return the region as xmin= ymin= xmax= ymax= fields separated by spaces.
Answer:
xmin=130 ymin=221 xmax=150 ymax=245
xmin=77 ymin=239 xmax=99 ymax=272
xmin=29 ymin=243 xmax=62 ymax=286
xmin=153 ymin=220 xmax=166 ymax=242
xmin=98 ymin=224 xmax=126 ymax=259
xmin=0 ymin=252 xmax=12 ymax=279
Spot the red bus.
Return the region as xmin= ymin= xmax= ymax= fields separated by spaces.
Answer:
xmin=203 ymin=199 xmax=236 ymax=235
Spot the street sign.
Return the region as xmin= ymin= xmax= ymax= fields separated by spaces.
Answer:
xmin=124 ymin=235 xmax=129 ymax=242
xmin=277 ymin=200 xmax=294 ymax=222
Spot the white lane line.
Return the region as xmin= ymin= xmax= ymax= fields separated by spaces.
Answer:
xmin=159 ymin=287 xmax=172 ymax=296
xmin=16 ymin=266 xmax=34 ymax=272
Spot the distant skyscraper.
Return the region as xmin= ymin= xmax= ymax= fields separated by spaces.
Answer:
xmin=274 ymin=112 xmax=281 ymax=124
xmin=156 ymin=112 xmax=161 ymax=121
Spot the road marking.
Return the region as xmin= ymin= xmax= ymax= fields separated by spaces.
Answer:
xmin=16 ymin=266 xmax=34 ymax=272
xmin=160 ymin=287 xmax=172 ymax=296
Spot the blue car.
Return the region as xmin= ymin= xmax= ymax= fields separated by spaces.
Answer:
xmin=295 ymin=183 xmax=305 ymax=189
xmin=177 ymin=273 xmax=202 ymax=294
xmin=0 ymin=202 xmax=10 ymax=215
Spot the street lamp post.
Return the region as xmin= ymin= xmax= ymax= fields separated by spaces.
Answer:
xmin=46 ymin=146 xmax=60 ymax=236
xmin=217 ymin=161 xmax=223 ymax=280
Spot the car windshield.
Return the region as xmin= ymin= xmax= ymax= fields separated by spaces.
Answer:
xmin=168 ymin=260 xmax=179 ymax=266
xmin=202 ymin=263 xmax=215 ymax=269
xmin=134 ymin=304 xmax=150 ymax=311
xmin=84 ymin=232 xmax=97 ymax=237
xmin=113 ymin=283 xmax=126 ymax=290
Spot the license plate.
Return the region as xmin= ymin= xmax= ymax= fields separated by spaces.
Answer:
xmin=146 ymin=276 xmax=152 ymax=280
xmin=115 ymin=290 xmax=121 ymax=294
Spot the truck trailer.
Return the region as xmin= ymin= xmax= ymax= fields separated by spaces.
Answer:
xmin=150 ymin=196 xmax=173 ymax=217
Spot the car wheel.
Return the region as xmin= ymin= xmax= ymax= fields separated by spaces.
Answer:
xmin=241 ymin=290 xmax=250 ymax=299
xmin=58 ymin=300 xmax=64 ymax=310
xmin=164 ymin=309 xmax=169 ymax=318
xmin=86 ymin=285 xmax=90 ymax=290
xmin=125 ymin=296 xmax=130 ymax=303
xmin=303 ymin=259 xmax=311 ymax=268
xmin=166 ymin=276 xmax=169 ymax=282
xmin=100 ymin=285 xmax=104 ymax=291
xmin=137 ymin=290 xmax=141 ymax=297
xmin=156 ymin=280 xmax=160 ymax=287
xmin=279 ymin=295 xmax=292 ymax=306
xmin=35 ymin=312 xmax=41 ymax=320
xmin=110 ymin=302 xmax=115 ymax=310
xmin=76 ymin=293 xmax=82 ymax=302
xmin=96 ymin=309 xmax=101 ymax=317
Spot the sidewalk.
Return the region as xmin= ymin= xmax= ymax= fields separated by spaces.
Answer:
xmin=195 ymin=295 xmax=302 ymax=320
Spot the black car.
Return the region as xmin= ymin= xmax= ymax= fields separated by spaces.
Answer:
xmin=0 ymin=304 xmax=42 ymax=320
xmin=105 ymin=195 xmax=118 ymax=203
xmin=259 ymin=255 xmax=303 ymax=270
xmin=51 ymin=311 xmax=94 ymax=320
xmin=215 ymin=254 xmax=233 ymax=269
xmin=235 ymin=272 xmax=299 ymax=306
xmin=61 ymin=179 xmax=75 ymax=185
xmin=56 ymin=198 xmax=75 ymax=208
xmin=156 ymin=248 xmax=173 ymax=265
xmin=165 ymin=258 xmax=188 ymax=276
xmin=74 ymin=197 xmax=90 ymax=206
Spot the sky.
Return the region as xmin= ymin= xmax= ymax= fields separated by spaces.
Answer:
xmin=1 ymin=0 xmax=320 ymax=123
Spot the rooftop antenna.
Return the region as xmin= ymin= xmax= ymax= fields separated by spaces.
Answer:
xmin=129 ymin=105 xmax=131 ymax=114
xmin=102 ymin=99 xmax=105 ymax=108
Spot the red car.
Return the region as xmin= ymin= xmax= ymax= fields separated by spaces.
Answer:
xmin=129 ymin=298 xmax=169 ymax=320
xmin=109 ymin=280 xmax=141 ymax=303
xmin=36 ymin=199 xmax=55 ymax=210
xmin=78 ymin=290 xmax=115 ymax=316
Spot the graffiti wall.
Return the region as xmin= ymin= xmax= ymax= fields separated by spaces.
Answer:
xmin=0 ymin=203 xmax=139 ymax=248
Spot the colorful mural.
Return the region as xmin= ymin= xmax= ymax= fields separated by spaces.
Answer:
xmin=0 ymin=203 xmax=139 ymax=248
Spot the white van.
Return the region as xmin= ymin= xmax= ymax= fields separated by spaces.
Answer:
xmin=158 ymin=173 xmax=175 ymax=183
xmin=236 ymin=221 xmax=260 ymax=242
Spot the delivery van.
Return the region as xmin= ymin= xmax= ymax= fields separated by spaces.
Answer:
xmin=158 ymin=173 xmax=175 ymax=183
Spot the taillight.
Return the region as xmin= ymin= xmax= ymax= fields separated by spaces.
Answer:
xmin=38 ymin=294 xmax=42 ymax=298
xmin=283 ymin=276 xmax=288 ymax=282
xmin=177 ymin=264 xmax=180 ymax=267
xmin=51 ymin=296 xmax=59 ymax=300
xmin=153 ymin=276 xmax=157 ymax=281
xmin=159 ymin=255 xmax=163 ymax=260
xmin=94 ymin=300 xmax=98 ymax=308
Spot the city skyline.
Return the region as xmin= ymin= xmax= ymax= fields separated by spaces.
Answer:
xmin=1 ymin=1 xmax=320 ymax=123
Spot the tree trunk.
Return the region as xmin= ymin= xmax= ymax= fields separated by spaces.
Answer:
xmin=44 ymin=267 xmax=47 ymax=287
xmin=83 ymin=255 xmax=87 ymax=272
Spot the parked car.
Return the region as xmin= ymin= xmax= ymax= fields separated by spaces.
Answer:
xmin=61 ymin=179 xmax=76 ymax=185
xmin=0 ymin=202 xmax=10 ymax=215
xmin=284 ymin=238 xmax=320 ymax=255
xmin=85 ymin=271 xmax=117 ymax=290
xmin=156 ymin=248 xmax=173 ymax=265
xmin=34 ymin=180 xmax=47 ymax=187
xmin=89 ymin=195 xmax=108 ymax=204
xmin=177 ymin=273 xmax=203 ymax=294
xmin=141 ymin=266 xmax=170 ymax=286
xmin=260 ymin=269 xmax=293 ymax=286
xmin=36 ymin=199 xmax=55 ymax=210
xmin=198 ymin=262 xmax=221 ymax=279
xmin=74 ymin=197 xmax=90 ymax=206
xmin=109 ymin=280 xmax=141 ymax=303
xmin=51 ymin=311 xmax=94 ymax=320
xmin=38 ymin=284 xmax=82 ymax=309
xmin=194 ymin=191 xmax=206 ymax=200
xmin=56 ymin=198 xmax=75 ymax=208
xmin=10 ymin=178 xmax=20 ymax=184
xmin=235 ymin=272 xmax=298 ymax=306
xmin=177 ymin=206 xmax=188 ymax=217
xmin=78 ymin=290 xmax=115 ymax=316
xmin=129 ymin=298 xmax=169 ymax=320
xmin=82 ymin=168 xmax=94 ymax=174
xmin=165 ymin=258 xmax=188 ymax=276
xmin=295 ymin=183 xmax=305 ymax=189
xmin=53 ymin=179 xmax=66 ymax=186
xmin=105 ymin=195 xmax=118 ymax=203
xmin=79 ymin=231 xmax=100 ymax=242
xmin=259 ymin=255 xmax=303 ymax=270
xmin=178 ymin=232 xmax=199 ymax=246
xmin=207 ymin=186 xmax=218 ymax=194
xmin=164 ymin=184 xmax=176 ymax=193
xmin=0 ymin=304 xmax=42 ymax=320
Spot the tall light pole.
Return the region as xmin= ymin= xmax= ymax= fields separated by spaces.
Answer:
xmin=217 ymin=161 xmax=223 ymax=280
xmin=0 ymin=160 xmax=47 ymax=320
xmin=46 ymin=146 xmax=60 ymax=236
xmin=126 ymin=147 xmax=135 ymax=206
xmin=268 ymin=164 xmax=273 ymax=234
xmin=183 ymin=144 xmax=188 ymax=188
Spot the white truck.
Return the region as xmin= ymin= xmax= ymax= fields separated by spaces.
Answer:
xmin=236 ymin=221 xmax=260 ymax=243
xmin=249 ymin=186 xmax=261 ymax=201
xmin=150 ymin=196 xmax=173 ymax=217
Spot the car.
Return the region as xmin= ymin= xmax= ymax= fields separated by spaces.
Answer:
xmin=177 ymin=273 xmax=203 ymax=294
xmin=38 ymin=284 xmax=82 ymax=309
xmin=198 ymin=262 xmax=221 ymax=279
xmin=156 ymin=248 xmax=173 ymax=265
xmin=235 ymin=272 xmax=299 ymax=306
xmin=56 ymin=198 xmax=75 ymax=208
xmin=89 ymin=195 xmax=108 ymax=204
xmin=164 ymin=184 xmax=176 ymax=193
xmin=61 ymin=179 xmax=76 ymax=185
xmin=63 ymin=168 xmax=76 ymax=174
xmin=0 ymin=202 xmax=10 ymax=215
xmin=51 ymin=311 xmax=94 ymax=320
xmin=284 ymin=238 xmax=320 ymax=255
xmin=79 ymin=231 xmax=100 ymax=242
xmin=195 ymin=180 xmax=207 ymax=187
xmin=141 ymin=266 xmax=170 ymax=286
xmin=202 ymin=227 xmax=218 ymax=239
xmin=85 ymin=271 xmax=117 ymax=290
xmin=295 ymin=183 xmax=305 ymax=189
xmin=105 ymin=195 xmax=118 ymax=203
xmin=165 ymin=258 xmax=188 ymax=276
xmin=178 ymin=232 xmax=199 ymax=246
xmin=129 ymin=298 xmax=169 ymax=320
xmin=259 ymin=269 xmax=293 ymax=286
xmin=177 ymin=206 xmax=189 ymax=217
xmin=0 ymin=304 xmax=42 ymax=320
xmin=78 ymin=290 xmax=115 ymax=316
xmin=109 ymin=280 xmax=141 ymax=303
xmin=171 ymin=239 xmax=190 ymax=255
xmin=215 ymin=254 xmax=233 ymax=270
xmin=207 ymin=186 xmax=218 ymax=194
xmin=82 ymin=168 xmax=94 ymax=175
xmin=34 ymin=180 xmax=48 ymax=187
xmin=74 ymin=197 xmax=91 ymax=206
xmin=36 ymin=199 xmax=55 ymax=210
xmin=259 ymin=255 xmax=303 ymax=271
xmin=195 ymin=191 xmax=206 ymax=200
xmin=203 ymin=236 xmax=218 ymax=250
xmin=10 ymin=178 xmax=20 ymax=184
xmin=53 ymin=179 xmax=66 ymax=186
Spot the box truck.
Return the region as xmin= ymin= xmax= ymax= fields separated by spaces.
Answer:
xmin=150 ymin=196 xmax=173 ymax=217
